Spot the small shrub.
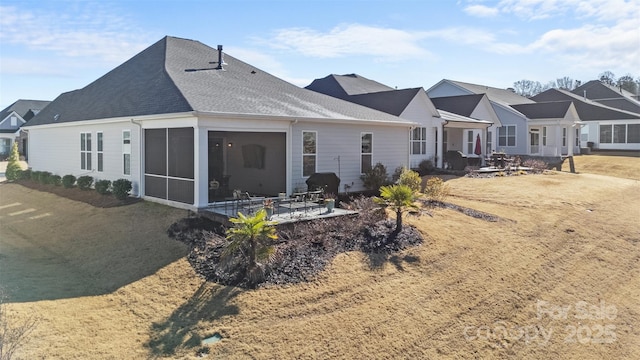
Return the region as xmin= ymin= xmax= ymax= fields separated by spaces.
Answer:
xmin=95 ymin=179 xmax=111 ymax=195
xmin=62 ymin=175 xmax=76 ymax=188
xmin=49 ymin=175 xmax=62 ymax=186
xmin=39 ymin=171 xmax=52 ymax=184
xmin=523 ymin=159 xmax=547 ymax=174
xmin=19 ymin=168 xmax=31 ymax=180
xmin=418 ymin=159 xmax=436 ymax=175
xmin=396 ymin=167 xmax=422 ymax=193
xmin=77 ymin=176 xmax=93 ymax=190
xmin=4 ymin=143 xmax=22 ymax=181
xmin=424 ymin=177 xmax=450 ymax=202
xmin=30 ymin=171 xmax=41 ymax=182
xmin=361 ymin=162 xmax=390 ymax=191
xmin=112 ymin=179 xmax=132 ymax=200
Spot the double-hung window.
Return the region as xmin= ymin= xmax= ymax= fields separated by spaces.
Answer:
xmin=562 ymin=128 xmax=567 ymax=147
xmin=97 ymin=132 xmax=104 ymax=172
xmin=361 ymin=132 xmax=372 ymax=173
xmin=302 ymin=131 xmax=316 ymax=177
xmin=498 ymin=125 xmax=516 ymax=147
xmin=80 ymin=132 xmax=92 ymax=170
xmin=123 ymin=130 xmax=131 ymax=175
xmin=411 ymin=127 xmax=427 ymax=155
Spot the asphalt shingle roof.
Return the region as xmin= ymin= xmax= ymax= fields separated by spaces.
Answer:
xmin=510 ymin=101 xmax=572 ymax=119
xmin=531 ymin=88 xmax=640 ymax=121
xmin=0 ymin=100 xmax=51 ymax=121
xmin=430 ymin=94 xmax=484 ymax=117
xmin=28 ymin=37 xmax=409 ymax=127
xmin=572 ymin=80 xmax=640 ymax=114
xmin=306 ymin=74 xmax=395 ymax=99
xmin=446 ymin=79 xmax=535 ymax=106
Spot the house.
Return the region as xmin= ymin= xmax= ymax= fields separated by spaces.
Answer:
xmin=24 ymin=36 xmax=416 ymax=210
xmin=306 ymin=74 xmax=498 ymax=168
xmin=532 ymin=88 xmax=640 ymax=151
xmin=572 ymin=80 xmax=640 ymax=114
xmin=0 ymin=99 xmax=50 ymax=159
xmin=427 ymin=79 xmax=581 ymax=157
xmin=429 ymin=94 xmax=500 ymax=164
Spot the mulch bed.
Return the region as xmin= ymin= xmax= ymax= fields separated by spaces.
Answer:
xmin=168 ymin=199 xmax=425 ymax=288
xmin=12 ymin=180 xmax=141 ymax=208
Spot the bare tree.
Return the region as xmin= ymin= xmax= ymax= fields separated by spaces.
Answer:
xmin=556 ymin=76 xmax=578 ymax=90
xmin=0 ymin=290 xmax=39 ymax=360
xmin=617 ymin=74 xmax=638 ymax=94
xmin=513 ymin=79 xmax=543 ymax=97
xmin=599 ymin=70 xmax=616 ymax=85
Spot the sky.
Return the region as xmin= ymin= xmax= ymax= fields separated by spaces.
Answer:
xmin=1 ymin=0 xmax=639 ymax=109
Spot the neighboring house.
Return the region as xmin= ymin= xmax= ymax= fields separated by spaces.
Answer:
xmin=429 ymin=94 xmax=500 ymax=161
xmin=427 ymin=79 xmax=580 ymax=157
xmin=532 ymin=88 xmax=640 ymax=151
xmin=306 ymin=74 xmax=497 ymax=168
xmin=0 ymin=99 xmax=50 ymax=159
xmin=572 ymin=80 xmax=640 ymax=114
xmin=24 ymin=36 xmax=416 ymax=210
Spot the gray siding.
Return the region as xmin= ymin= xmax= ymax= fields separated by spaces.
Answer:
xmin=493 ymin=105 xmax=528 ymax=155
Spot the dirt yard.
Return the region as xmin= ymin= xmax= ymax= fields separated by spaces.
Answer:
xmin=1 ymin=155 xmax=638 ymax=359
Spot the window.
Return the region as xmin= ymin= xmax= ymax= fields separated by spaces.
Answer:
xmin=562 ymin=128 xmax=567 ymax=147
xmin=443 ymin=130 xmax=448 ymax=153
xmin=613 ymin=124 xmax=626 ymax=143
xmin=97 ymin=132 xmax=104 ymax=172
xmin=411 ymin=127 xmax=427 ymax=155
xmin=361 ymin=132 xmax=372 ymax=173
xmin=599 ymin=125 xmax=612 ymax=143
xmin=10 ymin=116 xmax=17 ymax=126
xmin=466 ymin=131 xmax=474 ymax=154
xmin=575 ymin=128 xmax=580 ymax=147
xmin=302 ymin=131 xmax=316 ymax=177
xmin=123 ymin=130 xmax=131 ymax=175
xmin=80 ymin=132 xmax=92 ymax=170
xmin=628 ymin=124 xmax=640 ymax=143
xmin=542 ymin=127 xmax=547 ymax=146
xmin=498 ymin=125 xmax=516 ymax=147
xmin=486 ymin=131 xmax=492 ymax=153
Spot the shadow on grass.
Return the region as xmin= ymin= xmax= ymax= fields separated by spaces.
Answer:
xmin=146 ymin=283 xmax=241 ymax=356
xmin=366 ymin=252 xmax=421 ymax=271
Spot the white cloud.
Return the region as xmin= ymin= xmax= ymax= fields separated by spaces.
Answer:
xmin=490 ymin=0 xmax=640 ymax=21
xmin=464 ymin=4 xmax=500 ymax=17
xmin=0 ymin=4 xmax=154 ymax=68
xmin=263 ymin=24 xmax=433 ymax=61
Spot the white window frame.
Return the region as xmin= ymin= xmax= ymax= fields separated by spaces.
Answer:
xmin=80 ymin=132 xmax=92 ymax=170
xmin=361 ymin=132 xmax=373 ymax=174
xmin=498 ymin=125 xmax=516 ymax=147
xmin=302 ymin=131 xmax=317 ymax=178
xmin=562 ymin=127 xmax=567 ymax=147
xmin=123 ymin=130 xmax=131 ymax=176
xmin=486 ymin=131 xmax=492 ymax=153
xmin=97 ymin=131 xmax=104 ymax=172
xmin=542 ymin=126 xmax=547 ymax=146
xmin=410 ymin=127 xmax=427 ymax=155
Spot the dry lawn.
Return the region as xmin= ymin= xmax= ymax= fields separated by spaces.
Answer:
xmin=1 ymin=155 xmax=639 ymax=359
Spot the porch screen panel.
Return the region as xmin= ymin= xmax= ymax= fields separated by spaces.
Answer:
xmin=168 ymin=128 xmax=194 ymax=179
xmin=145 ymin=129 xmax=167 ymax=175
xmin=628 ymin=124 xmax=640 ymax=143
xmin=145 ymin=175 xmax=167 ymax=199
xmin=168 ymin=178 xmax=194 ymax=204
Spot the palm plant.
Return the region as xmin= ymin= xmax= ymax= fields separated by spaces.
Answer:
xmin=224 ymin=209 xmax=278 ymax=284
xmin=374 ymin=184 xmax=419 ymax=233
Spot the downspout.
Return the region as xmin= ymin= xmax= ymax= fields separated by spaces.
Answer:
xmin=130 ymin=119 xmax=143 ymax=197
xmin=288 ymin=119 xmax=298 ymax=195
